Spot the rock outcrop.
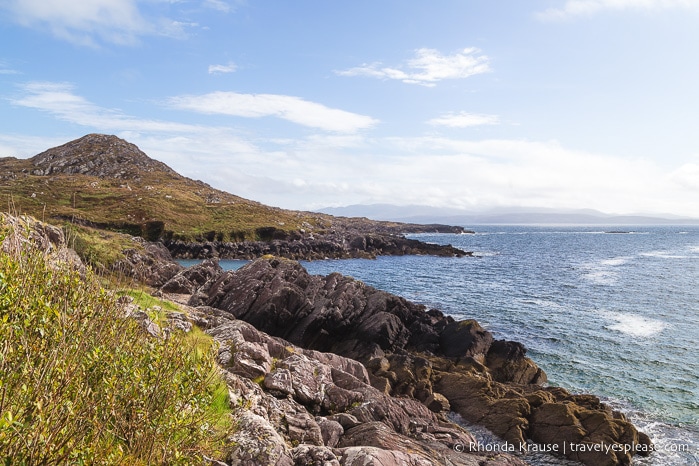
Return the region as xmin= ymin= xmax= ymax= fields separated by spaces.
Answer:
xmin=28 ymin=133 xmax=177 ymax=179
xmin=200 ymin=314 xmax=526 ymax=466
xmin=164 ymin=231 xmax=470 ymax=260
xmin=112 ymin=237 xmax=183 ymax=287
xmin=181 ymin=257 xmax=653 ymax=466
xmin=1 ymin=213 xmax=85 ymax=274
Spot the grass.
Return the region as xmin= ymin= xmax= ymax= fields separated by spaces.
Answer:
xmin=63 ymin=223 xmax=138 ymax=269
xmin=0 ymin=156 xmax=328 ymax=242
xmin=0 ymin=223 xmax=233 ymax=465
xmin=0 ymin=137 xmax=444 ymax=245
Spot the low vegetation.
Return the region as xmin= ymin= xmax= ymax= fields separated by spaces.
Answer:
xmin=0 ymin=156 xmax=328 ymax=242
xmin=0 ymin=226 xmax=231 ymax=464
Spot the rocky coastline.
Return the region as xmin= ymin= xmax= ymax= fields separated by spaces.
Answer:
xmin=158 ymin=256 xmax=654 ymax=466
xmin=2 ymin=213 xmax=655 ymax=465
xmin=163 ymin=219 xmax=472 ymax=260
xmin=163 ymin=230 xmax=471 ymax=260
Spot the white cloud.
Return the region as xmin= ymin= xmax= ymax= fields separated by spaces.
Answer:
xmin=203 ymin=0 xmax=233 ymax=13
xmin=8 ymin=82 xmax=699 ymax=218
xmin=0 ymin=61 xmax=20 ymax=75
xmin=168 ymin=91 xmax=379 ymax=132
xmin=537 ymin=0 xmax=699 ymax=20
xmin=11 ymin=81 xmax=218 ymax=135
xmin=157 ymin=19 xmax=200 ymax=40
xmin=336 ymin=48 xmax=491 ymax=87
xmin=1 ymin=0 xmax=150 ymax=46
xmin=208 ymin=62 xmax=237 ymax=74
xmin=427 ymin=112 xmax=500 ymax=128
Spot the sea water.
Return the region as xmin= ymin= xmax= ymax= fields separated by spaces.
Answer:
xmin=191 ymin=225 xmax=699 ymax=465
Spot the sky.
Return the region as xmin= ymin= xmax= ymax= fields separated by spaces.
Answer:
xmin=1 ymin=0 xmax=699 ymax=217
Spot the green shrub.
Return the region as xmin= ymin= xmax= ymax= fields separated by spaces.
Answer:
xmin=0 ymin=233 xmax=230 ymax=464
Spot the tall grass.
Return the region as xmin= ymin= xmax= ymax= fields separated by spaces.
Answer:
xmin=0 ymin=225 xmax=231 ymax=465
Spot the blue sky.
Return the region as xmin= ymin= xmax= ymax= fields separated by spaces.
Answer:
xmin=2 ymin=0 xmax=699 ymax=217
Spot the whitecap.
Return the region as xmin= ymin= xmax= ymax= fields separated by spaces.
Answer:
xmin=580 ymin=256 xmax=632 ymax=285
xmin=601 ymin=311 xmax=667 ymax=338
xmin=582 ymin=269 xmax=618 ymax=285
xmin=640 ymin=251 xmax=687 ymax=259
xmin=599 ymin=257 xmax=631 ymax=266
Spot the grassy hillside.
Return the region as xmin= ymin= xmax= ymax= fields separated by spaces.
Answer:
xmin=0 ymin=134 xmax=333 ymax=242
xmin=1 ymin=134 xmax=459 ymax=244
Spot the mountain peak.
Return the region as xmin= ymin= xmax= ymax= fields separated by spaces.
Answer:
xmin=28 ymin=134 xmax=176 ymax=180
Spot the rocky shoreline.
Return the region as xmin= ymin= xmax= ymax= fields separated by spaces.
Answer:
xmin=158 ymin=256 xmax=654 ymax=466
xmin=2 ymin=213 xmax=655 ymax=465
xmin=163 ymin=232 xmax=470 ymax=260
xmin=163 ymin=222 xmax=472 ymax=261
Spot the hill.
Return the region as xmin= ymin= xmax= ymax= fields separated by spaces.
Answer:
xmin=1 ymin=134 xmax=467 ymax=259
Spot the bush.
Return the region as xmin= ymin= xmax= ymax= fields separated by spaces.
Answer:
xmin=0 ymin=231 xmax=230 ymax=464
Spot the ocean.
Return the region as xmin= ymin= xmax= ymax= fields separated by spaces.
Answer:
xmin=181 ymin=225 xmax=699 ymax=465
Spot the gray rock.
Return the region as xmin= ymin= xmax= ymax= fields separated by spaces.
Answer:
xmin=316 ymin=417 xmax=344 ymax=447
xmin=290 ymin=445 xmax=340 ymax=466
xmin=225 ymin=412 xmax=293 ymax=466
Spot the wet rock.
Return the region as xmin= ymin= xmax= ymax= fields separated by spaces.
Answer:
xmin=439 ymin=319 xmax=494 ymax=359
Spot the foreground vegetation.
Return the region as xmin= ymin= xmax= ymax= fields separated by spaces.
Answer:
xmin=0 ymin=227 xmax=231 ymax=464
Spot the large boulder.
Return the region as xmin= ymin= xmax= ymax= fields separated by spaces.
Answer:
xmin=195 ymin=257 xmax=524 ymax=366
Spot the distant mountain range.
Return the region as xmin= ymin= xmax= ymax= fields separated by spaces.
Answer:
xmin=317 ymin=204 xmax=699 ymax=226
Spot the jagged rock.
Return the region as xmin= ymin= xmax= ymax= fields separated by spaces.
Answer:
xmin=439 ymin=319 xmax=493 ymax=359
xmin=290 ymin=445 xmax=340 ymax=466
xmin=113 ymin=238 xmax=182 ymax=287
xmin=196 ymin=257 xmax=652 ymax=466
xmin=197 ymin=257 xmax=515 ymax=364
xmin=337 ymin=446 xmax=433 ymax=466
xmin=29 ymin=133 xmax=177 ymax=179
xmin=316 ymin=417 xmax=344 ymax=447
xmin=160 ymin=258 xmax=223 ymax=294
xmin=164 ymin=230 xmax=470 ymax=261
xmin=423 ymin=393 xmax=450 ymax=413
xmin=283 ymin=408 xmax=324 ymax=446
xmin=486 ymin=340 xmax=547 ymax=385
xmin=1 ymin=214 xmax=85 ymax=274
xmin=205 ymin=318 xmax=508 ymax=466
xmin=165 ymin=312 xmax=192 ymax=332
